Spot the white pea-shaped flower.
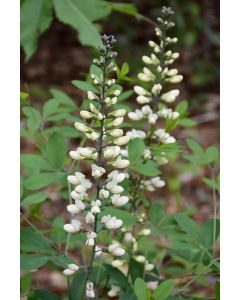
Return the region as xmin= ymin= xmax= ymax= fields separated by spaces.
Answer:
xmin=113 ymin=136 xmax=130 ymax=146
xmin=111 ymin=194 xmax=129 ymax=206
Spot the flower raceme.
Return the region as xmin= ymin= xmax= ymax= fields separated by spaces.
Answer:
xmin=62 ymin=34 xmax=130 ymax=298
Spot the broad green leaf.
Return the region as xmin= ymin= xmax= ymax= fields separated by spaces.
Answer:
xmin=20 ymin=254 xmax=50 ymax=270
xmin=70 ymin=272 xmax=88 ymax=300
xmin=20 ymin=91 xmax=29 ymax=102
xmin=35 ymin=289 xmax=61 ymax=300
xmin=21 ymin=154 xmax=52 ymax=170
xmin=52 ymin=217 xmax=66 ymax=243
xmin=134 ymin=278 xmax=147 ymax=300
xmin=104 ymin=264 xmax=131 ymax=289
xmin=153 ymin=279 xmax=174 ymax=300
xmin=43 ymin=98 xmax=59 ymax=119
xmin=174 ymin=213 xmax=201 ymax=242
xmin=54 ymin=256 xmax=75 ymax=268
xmin=118 ymin=90 xmax=134 ymax=102
xmin=186 ymin=139 xmax=204 ymax=156
xmin=102 ymin=207 xmax=137 ymax=227
xmin=50 ymin=89 xmax=77 ymax=108
xmin=179 ymin=118 xmax=197 ymax=127
xmin=21 ymin=273 xmax=32 ymax=293
xmin=176 ymin=100 xmax=188 ymax=115
xmin=45 ymin=132 xmax=67 ymax=169
xmin=106 ymin=2 xmax=139 ymax=17
xmin=21 ymin=192 xmax=48 ymax=206
xmin=184 ymin=154 xmax=204 ymax=164
xmin=20 ymin=227 xmax=53 ymax=253
xmin=133 ymin=160 xmax=160 ymax=177
xmin=128 ymin=138 xmax=145 ymax=164
xmin=120 ymin=292 xmax=137 ymax=300
xmin=150 ymin=203 xmax=164 ymax=226
xmin=53 ymin=0 xmax=110 ymax=48
xmin=20 ymin=0 xmax=53 ymax=60
xmin=120 ymin=62 xmax=129 ymax=77
xmin=22 ymin=106 xmax=41 ymax=135
xmin=72 ymin=80 xmax=98 ymax=93
xmin=129 ymin=259 xmax=144 ymax=283
xmin=58 ymin=126 xmax=80 ymax=138
xmin=25 ymin=172 xmax=66 ymax=189
xmin=200 ymin=219 xmax=220 ymax=248
xmin=202 ymin=177 xmax=220 ymax=192
xmin=204 ymin=146 xmax=219 ymax=163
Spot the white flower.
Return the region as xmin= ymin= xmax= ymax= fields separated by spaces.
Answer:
xmin=94 ymin=245 xmax=102 ymax=257
xmin=134 ymin=86 xmax=150 ymax=96
xmin=172 ymin=52 xmax=180 ymax=59
xmin=112 ymin=89 xmax=121 ymax=96
xmin=143 ymin=149 xmax=151 ymax=160
xmin=151 ymin=176 xmax=165 ymax=188
xmin=109 ymin=109 xmax=126 ymax=117
xmin=77 ymin=147 xmax=97 ymax=159
xmin=138 ymin=73 xmax=151 ymax=82
xmin=63 ymin=263 xmax=79 ymax=276
xmin=91 ymin=200 xmax=101 ymax=214
xmin=148 ymin=113 xmax=158 ymax=124
xmin=63 ymin=219 xmax=81 ymax=233
xmin=101 ymin=215 xmax=123 ymax=230
xmin=113 ymin=136 xmax=130 ymax=146
xmin=160 ymin=89 xmax=179 ymax=102
xmin=87 ymin=91 xmax=97 ymax=100
xmin=108 ymin=242 xmax=125 ymax=256
xmin=104 ymin=146 xmax=121 ymax=159
xmin=108 ymin=170 xmax=125 ymax=183
xmin=67 ymin=172 xmax=85 ymax=185
xmin=108 ymin=285 xmax=121 ymax=297
xmin=71 ymin=190 xmax=87 ymax=201
xmin=91 ymin=164 xmax=106 ymax=178
xmin=126 ymin=129 xmax=146 ymax=139
xmin=112 ymin=259 xmax=124 ymax=268
xmin=137 ymin=95 xmax=151 ymax=104
xmin=158 ymin=108 xmax=179 ymax=119
xmin=147 ymin=281 xmax=158 ymax=290
xmin=167 ymin=69 xmax=178 ymax=77
xmin=142 ymin=55 xmax=152 ymax=64
xmin=145 ymin=263 xmax=154 ymax=271
xmin=86 ymin=281 xmax=95 ymax=298
xmin=141 ymin=105 xmax=153 ymax=115
xmin=143 ymin=67 xmax=155 ymax=79
xmin=134 ymin=255 xmax=146 ymax=263
xmin=154 ymin=129 xmax=176 ymax=144
xmin=67 ymin=200 xmax=85 ymax=214
xmin=166 ymin=75 xmax=183 ymax=84
xmin=74 ymin=122 xmax=92 ymax=133
xmin=86 ymin=212 xmax=95 ymax=224
xmin=124 ymin=232 xmax=135 ymax=243
xmin=99 ymin=189 xmax=109 ymax=199
xmin=106 ymin=181 xmax=124 ymax=194
xmin=108 ymin=129 xmax=123 ymax=137
xmin=120 ymin=149 xmax=128 ymax=158
xmin=112 ymin=159 xmax=129 ymax=169
xmin=151 ymin=83 xmax=162 ymax=95
xmin=69 ymin=150 xmax=83 ymax=160
xmin=80 ymin=110 xmax=93 ymax=119
xmin=128 ymin=109 xmax=143 ymax=121
xmin=86 ymin=231 xmax=97 ymax=246
xmin=112 ymin=117 xmax=124 ymax=126
xmin=139 ymin=229 xmax=151 ymax=236
xmin=85 ymin=131 xmax=100 ymax=141
xmin=111 ymin=194 xmax=129 ymax=206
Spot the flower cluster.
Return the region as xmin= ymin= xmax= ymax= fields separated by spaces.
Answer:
xmin=62 ymin=34 xmax=130 ymax=297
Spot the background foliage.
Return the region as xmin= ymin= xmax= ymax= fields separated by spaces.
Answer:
xmin=20 ymin=0 xmax=219 ymax=299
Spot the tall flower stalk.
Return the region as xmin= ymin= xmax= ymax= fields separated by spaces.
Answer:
xmin=109 ymin=6 xmax=183 ymax=289
xmin=62 ymin=35 xmax=130 ymax=298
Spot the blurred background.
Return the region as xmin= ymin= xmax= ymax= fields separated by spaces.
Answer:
xmin=21 ymin=0 xmax=219 ymax=298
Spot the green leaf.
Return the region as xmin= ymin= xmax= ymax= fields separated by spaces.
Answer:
xmin=70 ymin=272 xmax=88 ymax=300
xmin=179 ymin=118 xmax=197 ymax=127
xmin=72 ymin=80 xmax=98 ymax=93
xmin=25 ymin=172 xmax=66 ymax=190
xmin=53 ymin=0 xmax=110 ymax=48
xmin=35 ymin=289 xmax=61 ymax=300
xmin=43 ymin=98 xmax=59 ymax=119
xmin=153 ymin=279 xmax=174 ymax=300
xmin=204 ymin=146 xmax=219 ymax=163
xmin=202 ymin=177 xmax=220 ymax=192
xmin=55 ymin=256 xmax=75 ymax=268
xmin=50 ymin=89 xmax=77 ymax=108
xmin=20 ymin=227 xmax=53 ymax=253
xmin=200 ymin=219 xmax=220 ymax=248
xmin=20 ymin=254 xmax=50 ymax=270
xmin=104 ymin=264 xmax=131 ymax=289
xmin=118 ymin=90 xmax=134 ymax=102
xmin=129 ymin=259 xmax=144 ymax=283
xmin=120 ymin=62 xmax=129 ymax=77
xmin=45 ymin=132 xmax=67 ymax=169
xmin=150 ymin=203 xmax=164 ymax=226
xmin=186 ymin=139 xmax=204 ymax=156
xmin=106 ymin=2 xmax=139 ymax=17
xmin=128 ymin=138 xmax=145 ymax=164
xmin=176 ymin=100 xmax=188 ymax=115
xmin=21 ymin=154 xmax=52 ymax=170
xmin=21 ymin=273 xmax=32 ymax=293
xmin=22 ymin=106 xmax=41 ymax=135
xmin=21 ymin=192 xmax=48 ymax=206
xmin=174 ymin=213 xmax=201 ymax=242
xmin=133 ymin=160 xmax=160 ymax=177
xmin=102 ymin=207 xmax=137 ymax=227
xmin=134 ymin=278 xmax=147 ymax=300
xmin=20 ymin=0 xmax=53 ymax=60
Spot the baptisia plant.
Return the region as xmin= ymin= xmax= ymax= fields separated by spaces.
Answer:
xmin=109 ymin=6 xmax=184 ymax=287
xmin=62 ymin=34 xmax=130 ymax=298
